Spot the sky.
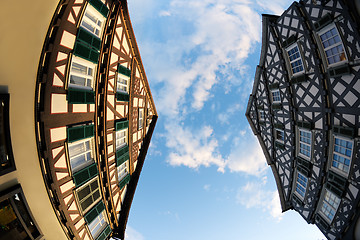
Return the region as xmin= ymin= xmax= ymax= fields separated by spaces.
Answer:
xmin=124 ymin=0 xmax=326 ymax=239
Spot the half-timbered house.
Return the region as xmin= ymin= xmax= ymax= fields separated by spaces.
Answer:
xmin=0 ymin=0 xmax=157 ymax=239
xmin=246 ymin=0 xmax=360 ymax=239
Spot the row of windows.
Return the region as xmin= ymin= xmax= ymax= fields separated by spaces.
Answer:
xmin=285 ymin=23 xmax=347 ymax=78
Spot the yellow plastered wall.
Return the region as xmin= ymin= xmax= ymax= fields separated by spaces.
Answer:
xmin=0 ymin=1 xmax=68 ymax=239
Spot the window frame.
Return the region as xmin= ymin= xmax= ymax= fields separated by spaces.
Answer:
xmin=275 ymin=128 xmax=285 ymax=143
xmin=317 ymin=188 xmax=341 ymax=224
xmin=80 ymin=4 xmax=106 ymax=39
xmin=297 ymin=128 xmax=313 ymax=161
xmin=0 ymin=93 xmax=16 ymax=176
xmin=285 ymin=42 xmax=305 ymax=77
xmin=115 ymin=128 xmax=128 ymax=151
xmin=293 ymin=170 xmax=308 ymax=201
xmin=270 ymin=89 xmax=281 ymax=104
xmin=67 ymin=56 xmax=97 ymax=91
xmin=117 ymin=160 xmax=129 ymax=182
xmin=316 ymin=23 xmax=348 ymax=68
xmin=258 ymin=110 xmax=265 ymax=122
xmin=87 ymin=210 xmax=108 ymax=239
xmin=115 ymin=72 xmax=130 ymax=94
xmin=0 ymin=185 xmax=43 ymax=240
xmin=328 ymin=134 xmax=354 ymax=178
xmin=75 ymin=177 xmax=101 ymax=214
xmin=138 ymin=108 xmax=144 ymax=130
xmin=67 ymin=137 xmax=95 ymax=173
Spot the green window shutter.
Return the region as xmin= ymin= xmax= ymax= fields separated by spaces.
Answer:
xmin=297 ymin=166 xmax=310 ymax=177
xmin=281 ymin=35 xmax=297 ymax=48
xmin=274 ymin=123 xmax=284 ymax=130
xmin=275 ymin=141 xmax=285 ymax=150
xmin=292 ymin=194 xmax=304 ymax=206
xmin=96 ymin=225 xmax=112 ymax=240
xmin=67 ymin=89 xmax=95 ymax=104
xmin=73 ymin=163 xmax=98 ymax=187
xmin=84 ymin=201 xmax=105 ymax=224
xmin=116 ymin=92 xmax=130 ymax=102
xmin=77 ymin=28 xmax=101 ymax=51
xmin=268 ymin=83 xmax=279 ymax=90
xmin=297 ymin=121 xmax=312 ymax=130
xmin=115 ymin=120 xmax=129 ymax=131
xmin=117 ymin=64 xmax=131 ymax=77
xmin=326 ymin=182 xmax=344 ymax=198
xmin=116 ymin=146 xmax=129 ymax=166
xmin=89 ymin=0 xmax=109 ymax=17
xmin=328 ymin=64 xmax=351 ymax=78
xmin=119 ymin=174 xmax=130 ymax=190
xmin=296 ymin=157 xmax=312 ymax=173
xmin=327 ymin=171 xmax=347 ymax=191
xmin=73 ymin=41 xmax=100 ymax=64
xmin=290 ymin=74 xmax=307 ymax=84
xmin=314 ymin=13 xmax=332 ymax=31
xmin=67 ymin=124 xmax=94 ymax=142
xmin=315 ymin=214 xmax=329 ymax=230
xmin=272 ymin=103 xmax=282 ymax=110
xmin=333 ymin=126 xmax=355 ymax=138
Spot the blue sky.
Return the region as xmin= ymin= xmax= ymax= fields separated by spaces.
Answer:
xmin=125 ymin=0 xmax=326 ymax=239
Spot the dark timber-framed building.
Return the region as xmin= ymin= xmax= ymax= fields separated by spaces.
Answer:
xmin=246 ymin=0 xmax=360 ymax=239
xmin=0 ymin=0 xmax=157 ymax=239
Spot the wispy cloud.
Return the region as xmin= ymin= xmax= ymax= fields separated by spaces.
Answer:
xmin=237 ymin=181 xmax=283 ymax=221
xmin=125 ymin=226 xmax=145 ymax=240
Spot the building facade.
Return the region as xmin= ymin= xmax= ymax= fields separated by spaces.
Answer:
xmin=246 ymin=0 xmax=360 ymax=239
xmin=0 ymin=0 xmax=157 ymax=240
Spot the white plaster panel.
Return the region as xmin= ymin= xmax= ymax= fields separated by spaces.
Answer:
xmin=60 ymin=181 xmax=74 ymax=194
xmin=133 ymin=132 xmax=138 ymax=143
xmin=107 ymin=106 xmax=114 ymax=121
xmin=50 ymin=127 xmax=66 ymax=142
xmin=90 ymin=104 xmax=95 ymax=112
xmin=51 ymin=94 xmax=68 ymax=113
xmin=116 ymin=104 xmax=125 ymax=117
xmin=133 ymin=98 xmax=138 ymax=107
xmin=60 ymin=30 xmax=76 ymax=49
xmin=72 ymin=104 xmax=87 ymax=113
xmin=74 ymin=218 xmax=84 ymax=230
xmin=107 ymin=145 xmax=113 ymax=154
xmin=53 ymin=73 xmax=63 ymax=87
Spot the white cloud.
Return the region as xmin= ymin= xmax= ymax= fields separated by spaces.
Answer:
xmin=125 ymin=226 xmax=145 ymax=240
xmin=237 ymin=181 xmax=283 ymax=221
xmin=225 ymin=133 xmax=268 ymax=176
xmin=166 ymin=122 xmax=226 ymax=172
xmin=203 ymin=184 xmax=211 ymax=191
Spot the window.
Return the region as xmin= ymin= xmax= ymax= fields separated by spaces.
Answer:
xmin=80 ymin=5 xmax=105 ymax=38
xmin=88 ymin=210 xmax=108 ymax=239
xmin=115 ymin=129 xmax=127 ymax=150
xmin=286 ymin=44 xmax=304 ymax=75
xmin=275 ymin=129 xmax=284 ymax=143
xmin=298 ymin=129 xmax=312 ymax=160
xmin=116 ymin=73 xmax=130 ymax=93
xmin=318 ymin=25 xmax=347 ymax=66
xmin=138 ymin=108 xmax=144 ymax=130
xmin=0 ymin=185 xmax=41 ymax=239
xmin=331 ymin=136 xmax=353 ymax=176
xmin=295 ymin=171 xmax=308 ymax=200
xmin=76 ymin=177 xmax=101 ymax=213
xmin=117 ymin=161 xmax=129 ymax=182
xmin=0 ymin=94 xmax=15 ymax=176
xmin=68 ymin=137 xmax=95 ymax=173
xmin=259 ymin=110 xmax=265 ymax=121
xmin=271 ymin=89 xmax=281 ymax=103
xmin=68 ymin=56 xmax=96 ymax=90
xmin=319 ymin=189 xmax=341 ymax=223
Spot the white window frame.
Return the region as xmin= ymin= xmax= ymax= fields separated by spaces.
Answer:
xmin=293 ymin=170 xmax=308 ymax=200
xmin=318 ymin=188 xmax=341 ymax=224
xmin=275 ymin=129 xmax=285 ymax=143
xmin=317 ymin=23 xmax=347 ymax=67
xmin=297 ymin=128 xmax=312 ymax=160
xmin=88 ymin=210 xmax=108 ymax=239
xmin=329 ymin=134 xmax=354 ymax=177
xmin=271 ymin=89 xmax=281 ymax=104
xmin=138 ymin=108 xmax=144 ymax=130
xmin=80 ymin=4 xmax=106 ymax=38
xmin=68 ymin=137 xmax=95 ymax=173
xmin=285 ymin=43 xmax=305 ymax=76
xmin=258 ymin=110 xmax=265 ymax=121
xmin=115 ymin=73 xmax=130 ymax=93
xmin=68 ymin=56 xmax=96 ymax=90
xmin=115 ymin=129 xmax=127 ymax=150
xmin=117 ymin=161 xmax=129 ymax=182
xmin=75 ymin=177 xmax=101 ymax=214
